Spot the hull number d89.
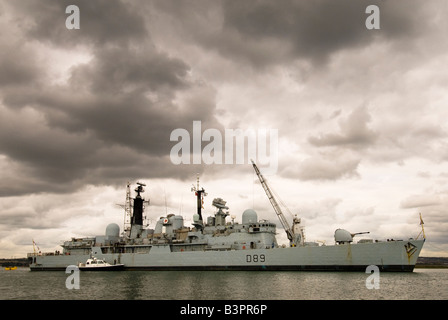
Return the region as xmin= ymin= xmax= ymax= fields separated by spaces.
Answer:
xmin=246 ymin=254 xmax=266 ymax=263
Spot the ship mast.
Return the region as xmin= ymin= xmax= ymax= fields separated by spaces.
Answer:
xmin=251 ymin=160 xmax=304 ymax=247
xmin=116 ymin=182 xmax=132 ymax=237
xmin=191 ymin=174 xmax=207 ymax=230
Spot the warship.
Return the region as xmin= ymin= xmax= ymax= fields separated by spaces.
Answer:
xmin=28 ymin=161 xmax=425 ymax=271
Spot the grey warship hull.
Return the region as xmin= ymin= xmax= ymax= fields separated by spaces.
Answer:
xmin=29 ymin=168 xmax=426 ymax=272
xmin=29 ymin=238 xmax=424 ymax=272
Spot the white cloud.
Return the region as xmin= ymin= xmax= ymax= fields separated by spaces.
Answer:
xmin=400 ymin=194 xmax=444 ymax=209
xmin=308 ymin=106 xmax=377 ymax=148
xmin=281 ymin=150 xmax=361 ymax=181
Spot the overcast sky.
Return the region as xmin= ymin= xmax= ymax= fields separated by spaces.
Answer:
xmin=1 ymin=0 xmax=447 ymax=258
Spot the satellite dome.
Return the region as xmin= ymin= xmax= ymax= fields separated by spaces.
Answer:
xmin=242 ymin=209 xmax=258 ymax=224
xmin=105 ymin=223 xmax=120 ymax=237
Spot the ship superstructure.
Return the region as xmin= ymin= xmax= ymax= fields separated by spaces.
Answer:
xmin=28 ymin=163 xmax=425 ymax=271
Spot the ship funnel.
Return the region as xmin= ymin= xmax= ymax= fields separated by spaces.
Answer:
xmin=132 ymin=183 xmax=145 ymax=227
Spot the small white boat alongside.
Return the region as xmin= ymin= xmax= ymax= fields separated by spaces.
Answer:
xmin=78 ymin=257 xmax=124 ymax=271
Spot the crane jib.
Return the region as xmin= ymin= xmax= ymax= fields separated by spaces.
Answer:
xmin=251 ymin=160 xmax=294 ymax=242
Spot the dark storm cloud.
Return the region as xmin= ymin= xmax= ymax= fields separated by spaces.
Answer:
xmin=70 ymin=46 xmax=191 ymax=94
xmin=0 ymin=44 xmax=42 ymax=87
xmin=0 ymin=0 xmax=222 ymax=196
xmin=19 ymin=0 xmax=148 ymax=46
xmin=205 ymin=0 xmax=429 ymax=67
xmin=0 ymin=0 xmax=442 ymax=196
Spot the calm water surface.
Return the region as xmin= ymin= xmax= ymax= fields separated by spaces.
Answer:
xmin=1 ymin=267 xmax=447 ymax=300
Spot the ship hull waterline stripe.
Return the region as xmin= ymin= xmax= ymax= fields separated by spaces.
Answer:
xmin=30 ymin=264 xmax=415 ymax=272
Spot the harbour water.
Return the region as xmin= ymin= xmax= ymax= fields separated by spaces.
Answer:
xmin=1 ymin=267 xmax=447 ymax=300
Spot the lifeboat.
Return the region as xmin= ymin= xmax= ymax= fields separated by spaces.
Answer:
xmin=78 ymin=257 xmax=124 ymax=271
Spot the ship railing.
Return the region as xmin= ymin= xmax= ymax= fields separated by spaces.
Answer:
xmin=62 ymin=244 xmax=94 ymax=249
xmin=27 ymin=251 xmax=64 ymax=257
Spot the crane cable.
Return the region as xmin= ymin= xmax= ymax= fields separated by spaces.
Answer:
xmin=267 ymin=177 xmax=295 ymax=220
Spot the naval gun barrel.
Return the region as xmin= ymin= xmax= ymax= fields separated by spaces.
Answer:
xmin=351 ymin=231 xmax=370 ymax=237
